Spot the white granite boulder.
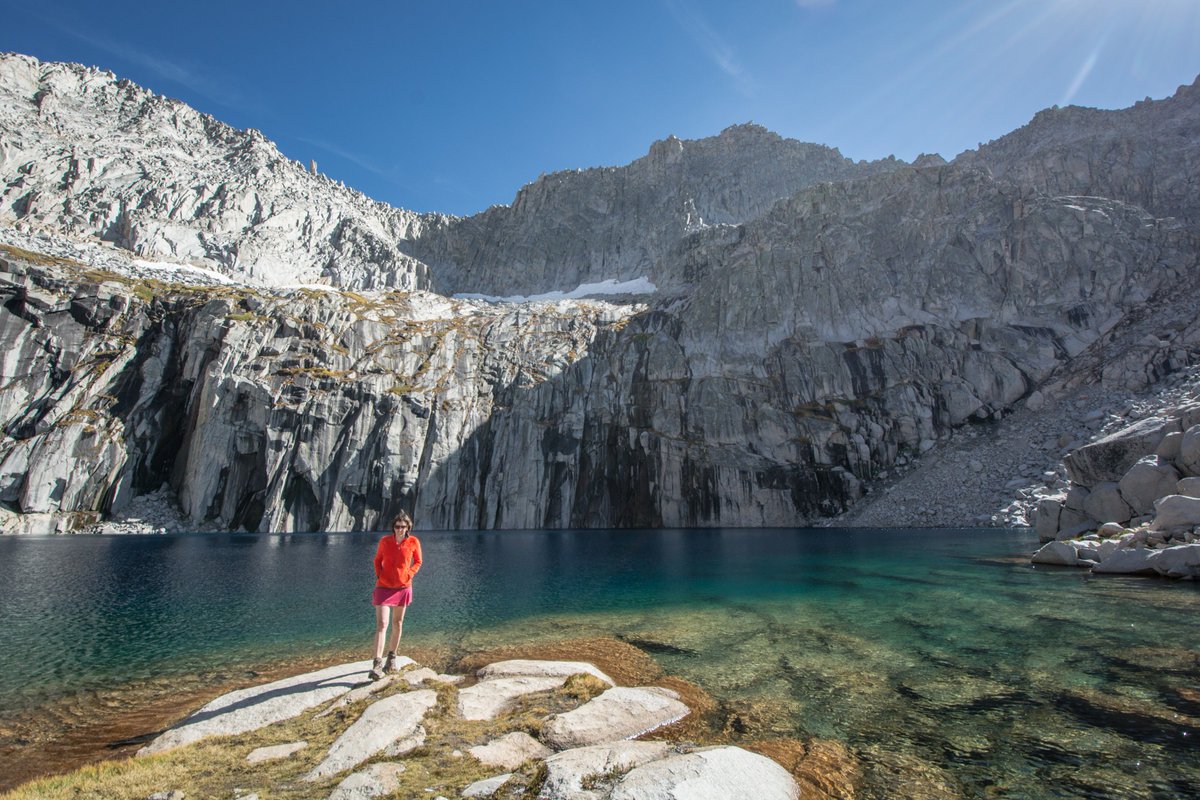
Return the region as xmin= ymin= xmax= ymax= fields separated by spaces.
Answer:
xmin=1151 ymin=494 xmax=1200 ymax=531
xmin=540 ymin=687 xmax=689 ymax=750
xmin=139 ymin=660 xmax=373 ymax=755
xmin=305 ymin=689 xmax=437 ymax=781
xmin=1177 ymin=477 xmax=1200 ymax=498
xmin=457 ymin=676 xmax=567 ymax=721
xmin=1118 ymin=456 xmax=1180 ymax=515
xmin=477 ymin=660 xmax=614 ymax=686
xmin=1031 ymin=540 xmax=1078 ymax=566
xmin=1156 ymin=431 xmax=1184 ymax=460
xmin=1081 ymin=481 xmax=1131 ymax=525
xmin=468 ymin=731 xmax=552 ymax=770
xmin=328 ymin=762 xmax=407 ymax=800
xmin=1092 ymin=548 xmax=1156 ymax=575
xmin=609 ymin=746 xmax=800 ymax=800
xmin=1064 ymin=417 xmax=1172 ymax=487
xmin=1179 ymin=424 xmax=1200 ymax=476
xmin=461 ymin=773 xmax=512 ymax=798
xmin=1034 ymin=497 xmax=1062 ymax=542
xmin=245 ymin=740 xmax=307 ymax=764
xmin=540 ymin=742 xmax=675 ymax=800
xmin=1147 ymin=543 xmax=1200 ymax=578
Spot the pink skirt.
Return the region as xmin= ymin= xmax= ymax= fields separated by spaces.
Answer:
xmin=372 ymin=586 xmax=413 ymax=607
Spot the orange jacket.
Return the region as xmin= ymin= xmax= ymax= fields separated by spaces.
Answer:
xmin=374 ymin=534 xmax=422 ymax=588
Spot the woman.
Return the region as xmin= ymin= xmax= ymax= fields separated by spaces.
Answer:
xmin=370 ymin=510 xmax=422 ymax=680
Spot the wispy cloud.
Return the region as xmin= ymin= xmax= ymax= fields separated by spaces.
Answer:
xmin=1060 ymin=44 xmax=1103 ymax=106
xmin=793 ymin=0 xmax=836 ymax=8
xmin=662 ymin=0 xmax=755 ymax=96
xmin=37 ymin=15 xmax=248 ymax=109
xmin=296 ymin=135 xmax=415 ymax=191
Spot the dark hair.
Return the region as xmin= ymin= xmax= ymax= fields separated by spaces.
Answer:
xmin=391 ymin=510 xmax=413 ymax=536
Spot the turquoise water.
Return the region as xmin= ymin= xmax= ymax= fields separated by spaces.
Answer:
xmin=1 ymin=528 xmax=1198 ymax=798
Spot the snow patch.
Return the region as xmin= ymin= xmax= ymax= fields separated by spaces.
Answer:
xmin=132 ymin=259 xmax=237 ymax=285
xmin=283 ymin=283 xmax=342 ymax=293
xmin=454 ymin=277 xmax=656 ymax=304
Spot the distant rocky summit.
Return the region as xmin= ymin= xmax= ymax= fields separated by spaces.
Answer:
xmin=1 ymin=50 xmax=1199 ymax=534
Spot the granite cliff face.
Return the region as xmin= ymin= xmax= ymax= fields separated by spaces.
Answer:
xmin=405 ymin=124 xmax=904 ymax=297
xmin=1 ymin=52 xmax=1198 ymax=533
xmin=959 ymin=76 xmax=1200 ymax=228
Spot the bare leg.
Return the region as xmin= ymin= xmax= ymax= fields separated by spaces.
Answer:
xmin=386 ymin=604 xmax=407 ymax=655
xmin=373 ymin=605 xmax=392 ymax=660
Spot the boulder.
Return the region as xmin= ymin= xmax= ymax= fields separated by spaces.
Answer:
xmin=1150 ymin=494 xmax=1200 ymax=531
xmin=1071 ymin=541 xmax=1101 ymax=563
xmin=540 ymin=687 xmax=690 ymax=750
xmin=461 ymin=774 xmax=512 ymax=799
xmin=328 ymin=763 xmax=407 ymax=800
xmin=304 ymin=689 xmax=437 ymax=781
xmin=1031 ymin=541 xmax=1078 ymax=566
xmin=1097 ymin=522 xmax=1125 ymax=537
xmin=139 ymin=661 xmax=373 ymax=755
xmin=610 ymin=746 xmax=800 ymax=800
xmin=1081 ymin=482 xmax=1131 ymax=525
xmin=1064 ymin=485 xmax=1089 ymax=512
xmin=1118 ymin=456 xmax=1180 ymax=515
xmin=468 ymin=731 xmax=553 ymax=770
xmin=1180 ymin=425 xmax=1200 ymax=476
xmin=1097 ymin=539 xmax=1121 ymax=561
xmin=1147 ymin=544 xmax=1200 ymax=578
xmin=1178 ymin=477 xmax=1200 ymax=498
xmin=1055 ymin=506 xmax=1094 ymax=539
xmin=541 ymin=742 xmax=675 ymax=800
xmin=1092 ymin=548 xmax=1156 ymax=575
xmin=476 ymin=659 xmax=615 ymax=686
xmin=1034 ymin=498 xmax=1062 ymax=542
xmin=1064 ymin=417 xmax=1170 ymax=487
xmin=245 ymin=740 xmax=307 ymax=764
xmin=1156 ymin=431 xmax=1183 ymax=460
xmin=457 ymin=676 xmax=567 ymax=721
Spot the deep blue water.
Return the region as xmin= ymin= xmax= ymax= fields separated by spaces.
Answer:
xmin=1 ymin=527 xmax=1198 ymax=798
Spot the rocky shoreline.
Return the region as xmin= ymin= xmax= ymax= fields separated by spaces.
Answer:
xmin=7 ymin=640 xmax=856 ymax=800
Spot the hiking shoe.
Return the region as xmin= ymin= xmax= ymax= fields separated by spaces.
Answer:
xmin=383 ymin=652 xmax=398 ymax=674
xmin=368 ymin=658 xmax=383 ymax=681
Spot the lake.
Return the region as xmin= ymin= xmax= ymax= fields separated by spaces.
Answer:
xmin=1 ymin=527 xmax=1197 ymax=798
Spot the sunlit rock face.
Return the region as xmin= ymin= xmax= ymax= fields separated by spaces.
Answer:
xmin=0 ymin=53 xmax=435 ymax=291
xmin=0 ymin=52 xmax=1198 ymax=532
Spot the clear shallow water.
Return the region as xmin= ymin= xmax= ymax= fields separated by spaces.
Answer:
xmin=1 ymin=528 xmax=1198 ymax=798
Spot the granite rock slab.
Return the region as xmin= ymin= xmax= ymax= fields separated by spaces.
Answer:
xmin=468 ymin=731 xmax=552 ymax=770
xmin=540 ymin=687 xmax=689 ymax=750
xmin=328 ymin=762 xmax=407 ymax=800
xmin=477 ymin=659 xmax=615 ymax=686
xmin=140 ymin=661 xmax=374 ymax=755
xmin=456 ymin=676 xmax=567 ymax=721
xmin=305 ymin=689 xmax=437 ymax=781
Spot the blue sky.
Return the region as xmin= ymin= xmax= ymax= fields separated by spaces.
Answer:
xmin=4 ymin=0 xmax=1198 ymax=216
